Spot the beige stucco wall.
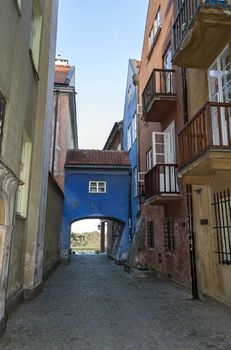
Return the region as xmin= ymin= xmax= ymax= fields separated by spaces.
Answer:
xmin=192 ymin=172 xmax=231 ymax=307
xmin=43 ymin=174 xmax=63 ymax=275
xmin=0 ymin=0 xmax=59 ymax=327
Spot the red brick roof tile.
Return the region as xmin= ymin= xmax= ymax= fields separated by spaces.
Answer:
xmin=66 ymin=149 xmax=130 ymax=167
xmin=54 ymin=65 xmax=72 ymax=84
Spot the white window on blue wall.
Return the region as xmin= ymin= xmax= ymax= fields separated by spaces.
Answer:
xmin=89 ymin=181 xmax=106 ymax=193
xmin=127 ymin=124 xmax=132 ymax=150
xmin=132 ymin=113 xmax=137 ymax=143
xmin=134 ymin=167 xmax=138 ymax=197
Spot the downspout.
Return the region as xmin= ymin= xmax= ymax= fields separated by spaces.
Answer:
xmin=128 ymin=168 xmax=132 ymax=243
xmin=52 ymin=90 xmax=59 ymax=175
xmin=182 ymin=69 xmax=198 ymax=299
xmin=133 ymin=73 xmax=141 ymax=216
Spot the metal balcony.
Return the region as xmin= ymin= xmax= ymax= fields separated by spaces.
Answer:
xmin=172 ymin=0 xmax=231 ymax=68
xmin=144 ymin=164 xmax=180 ymax=205
xmin=142 ymin=69 xmax=176 ymax=122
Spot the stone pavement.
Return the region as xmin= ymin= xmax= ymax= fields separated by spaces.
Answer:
xmin=0 ymin=254 xmax=231 ymax=350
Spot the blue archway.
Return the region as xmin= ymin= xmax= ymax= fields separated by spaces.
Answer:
xmin=61 ymin=149 xmax=131 ymax=263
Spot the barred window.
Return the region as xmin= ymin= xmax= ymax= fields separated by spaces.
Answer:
xmin=147 ymin=221 xmax=154 ymax=249
xmin=212 ymin=189 xmax=231 ymax=265
xmin=0 ymin=93 xmax=6 ymax=152
xmin=165 ymin=218 xmax=174 ymax=251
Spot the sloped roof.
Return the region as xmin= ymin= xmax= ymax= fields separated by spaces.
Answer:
xmin=66 ymin=149 xmax=130 ymax=167
xmin=54 ymin=64 xmax=74 ymax=85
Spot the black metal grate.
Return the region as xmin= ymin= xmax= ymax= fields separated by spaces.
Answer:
xmin=165 ymin=218 xmax=174 ymax=251
xmin=212 ymin=189 xmax=231 ymax=265
xmin=0 ymin=93 xmax=6 ymax=153
xmin=147 ymin=221 xmax=154 ymax=249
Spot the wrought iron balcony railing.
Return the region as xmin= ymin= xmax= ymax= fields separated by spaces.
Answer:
xmin=144 ymin=164 xmax=179 ymax=199
xmin=173 ymin=0 xmax=229 ymax=56
xmin=178 ymin=101 xmax=231 ymax=168
xmin=142 ymin=69 xmax=176 ymax=119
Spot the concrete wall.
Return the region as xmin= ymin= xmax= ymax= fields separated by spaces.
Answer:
xmin=43 ymin=173 xmax=63 ymax=278
xmin=62 ymin=167 xmax=130 ymax=261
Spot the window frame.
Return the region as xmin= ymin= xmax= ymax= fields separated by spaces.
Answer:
xmin=165 ymin=218 xmax=175 ymax=251
xmin=0 ymin=92 xmax=6 ymax=155
xmin=146 ymin=148 xmax=153 ymax=172
xmin=127 ymin=124 xmax=132 ymax=151
xmin=29 ymin=0 xmax=42 ymax=78
xmin=16 ymin=131 xmax=32 ymax=218
xmin=132 ymin=113 xmax=137 ymax=144
xmin=89 ymin=181 xmax=106 ymax=194
xmin=212 ymin=189 xmax=231 ymax=265
xmin=147 ymin=221 xmax=154 ymax=249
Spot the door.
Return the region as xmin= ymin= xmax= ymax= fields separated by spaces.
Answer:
xmin=208 ymin=45 xmax=231 ymax=145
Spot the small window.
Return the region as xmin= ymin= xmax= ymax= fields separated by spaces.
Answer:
xmin=89 ymin=181 xmax=106 ymax=193
xmin=212 ymin=189 xmax=231 ymax=265
xmin=16 ymin=131 xmax=32 ymax=217
xmin=154 ymin=7 xmax=161 ymax=35
xmin=15 ymin=0 xmax=22 ymax=15
xmin=165 ymin=218 xmax=175 ymax=251
xmin=146 ymin=149 xmax=153 ymax=172
xmin=128 ymin=85 xmax=132 ymax=105
xmin=132 ymin=113 xmax=137 ymax=143
xmin=30 ymin=0 xmax=42 ymax=73
xmin=134 ymin=167 xmax=138 ymax=198
xmin=147 ymin=221 xmax=154 ymax=249
xmin=148 ymin=27 xmax=154 ymax=49
xmin=0 ymin=93 xmax=6 ymax=154
xmin=127 ymin=124 xmax=132 ymax=150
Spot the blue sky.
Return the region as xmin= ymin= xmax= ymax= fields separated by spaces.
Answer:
xmin=57 ymin=0 xmax=148 ymax=149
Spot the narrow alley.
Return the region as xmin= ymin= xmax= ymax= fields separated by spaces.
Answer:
xmin=0 ymin=255 xmax=231 ymax=350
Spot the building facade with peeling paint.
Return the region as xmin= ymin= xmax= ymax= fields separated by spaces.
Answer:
xmin=0 ymin=0 xmax=59 ymax=335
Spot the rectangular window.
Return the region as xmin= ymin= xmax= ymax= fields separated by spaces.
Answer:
xmin=146 ymin=149 xmax=153 ymax=172
xmin=127 ymin=124 xmax=132 ymax=150
xmin=30 ymin=0 xmax=42 ymax=72
xmin=132 ymin=113 xmax=137 ymax=143
xmin=147 ymin=221 xmax=154 ymax=249
xmin=16 ymin=131 xmax=32 ymax=217
xmin=0 ymin=93 xmax=6 ymax=154
xmin=148 ymin=27 xmax=154 ymax=49
xmin=212 ymin=189 xmax=231 ymax=265
xmin=154 ymin=7 xmax=161 ymax=35
xmin=165 ymin=218 xmax=175 ymax=251
xmin=89 ymin=181 xmax=106 ymax=193
xmin=134 ymin=167 xmax=138 ymax=198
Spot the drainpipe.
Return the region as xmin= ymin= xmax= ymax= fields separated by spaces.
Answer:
xmin=182 ymin=68 xmax=188 ymax=125
xmin=186 ymin=185 xmax=199 ymax=299
xmin=128 ymin=168 xmax=132 ymax=243
xmin=52 ymin=90 xmax=59 ymax=175
xmin=182 ymin=68 xmax=198 ymax=299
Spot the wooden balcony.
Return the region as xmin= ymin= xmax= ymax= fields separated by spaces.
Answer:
xmin=142 ymin=69 xmax=176 ymax=122
xmin=172 ymin=0 xmax=231 ymax=68
xmin=178 ymin=102 xmax=231 ymax=179
xmin=144 ymin=164 xmax=180 ymax=205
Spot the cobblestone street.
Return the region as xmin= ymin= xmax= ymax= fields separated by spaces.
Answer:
xmin=0 ymin=255 xmax=231 ymax=350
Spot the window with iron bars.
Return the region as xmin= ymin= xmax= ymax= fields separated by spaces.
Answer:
xmin=147 ymin=221 xmax=154 ymax=249
xmin=212 ymin=189 xmax=231 ymax=265
xmin=164 ymin=218 xmax=175 ymax=251
xmin=0 ymin=93 xmax=6 ymax=153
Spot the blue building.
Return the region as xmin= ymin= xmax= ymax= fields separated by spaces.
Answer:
xmin=122 ymin=59 xmax=140 ymax=238
xmin=61 ymin=149 xmax=131 ymax=262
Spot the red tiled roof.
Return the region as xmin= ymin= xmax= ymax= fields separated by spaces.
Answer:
xmin=54 ymin=65 xmax=72 ymax=84
xmin=66 ymin=149 xmax=130 ymax=167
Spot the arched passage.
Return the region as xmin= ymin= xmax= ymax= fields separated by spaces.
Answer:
xmin=72 ymin=216 xmax=127 ymax=256
xmin=61 ymin=149 xmax=131 ymax=264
